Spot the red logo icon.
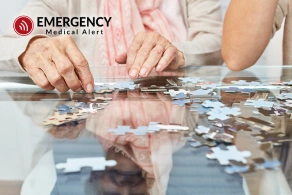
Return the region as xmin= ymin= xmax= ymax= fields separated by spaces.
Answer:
xmin=13 ymin=16 xmax=34 ymax=36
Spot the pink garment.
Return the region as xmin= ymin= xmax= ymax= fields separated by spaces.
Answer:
xmin=96 ymin=0 xmax=179 ymax=66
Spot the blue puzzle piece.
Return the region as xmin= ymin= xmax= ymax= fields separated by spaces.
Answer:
xmin=190 ymin=103 xmax=211 ymax=114
xmin=172 ymin=99 xmax=191 ymax=107
xmin=175 ymin=92 xmax=187 ymax=99
xmin=255 ymin=160 xmax=281 ymax=169
xmin=225 ymin=165 xmax=250 ymax=174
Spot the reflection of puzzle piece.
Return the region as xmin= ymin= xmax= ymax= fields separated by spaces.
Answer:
xmin=225 ymin=165 xmax=250 ymax=174
xmin=90 ymin=97 xmax=112 ymax=102
xmin=257 ymin=107 xmax=287 ymax=116
xmin=231 ymin=80 xmax=262 ymax=86
xmin=244 ymin=99 xmax=274 ymax=108
xmin=56 ymin=157 xmax=117 ymax=173
xmin=43 ymin=112 xmax=81 ymax=126
xmin=178 ymin=77 xmax=203 ymax=84
xmin=252 ymin=132 xmax=292 ymax=146
xmin=206 ymin=107 xmax=241 ymax=121
xmin=172 ymin=99 xmax=191 ymax=106
xmin=190 ymin=103 xmax=211 ymax=114
xmin=276 ymin=93 xmax=292 ymax=100
xmin=202 ymin=100 xmax=224 ymax=109
xmin=206 ymin=145 xmax=251 ymax=165
xmin=190 ymin=89 xmax=213 ymax=96
xmin=222 ymin=87 xmax=241 ymax=93
xmin=195 ymin=126 xmax=210 ymax=135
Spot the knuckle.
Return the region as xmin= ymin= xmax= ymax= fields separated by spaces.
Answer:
xmin=76 ymin=58 xmax=88 ymax=68
xmin=51 ymin=75 xmax=63 ymax=85
xmin=153 ymin=46 xmax=163 ymax=56
xmin=59 ymin=63 xmax=73 ymax=76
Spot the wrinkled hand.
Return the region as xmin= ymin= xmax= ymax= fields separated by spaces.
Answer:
xmin=19 ymin=35 xmax=94 ymax=92
xmin=115 ymin=32 xmax=185 ymax=79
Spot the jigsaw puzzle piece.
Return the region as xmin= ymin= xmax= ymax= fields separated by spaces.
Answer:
xmin=190 ymin=89 xmax=213 ymax=96
xmin=244 ymin=99 xmax=274 ymax=108
xmin=172 ymin=99 xmax=191 ymax=107
xmin=190 ymin=103 xmax=211 ymax=114
xmin=254 ymin=160 xmax=281 ymax=169
xmin=194 ymin=126 xmax=210 ymax=135
xmin=206 ymin=145 xmax=251 ymax=165
xmin=225 ymin=165 xmax=250 ymax=174
xmin=56 ymin=157 xmax=117 ymax=173
xmin=178 ymin=77 xmax=204 ymax=84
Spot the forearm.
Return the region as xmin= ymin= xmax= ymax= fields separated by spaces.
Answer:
xmin=222 ymin=0 xmax=279 ymax=71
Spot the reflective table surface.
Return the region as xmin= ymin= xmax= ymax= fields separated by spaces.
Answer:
xmin=0 ymin=65 xmax=292 ymax=195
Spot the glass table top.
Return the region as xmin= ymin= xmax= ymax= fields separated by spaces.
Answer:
xmin=0 ymin=65 xmax=292 ymax=195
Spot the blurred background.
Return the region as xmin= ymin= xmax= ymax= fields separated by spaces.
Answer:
xmin=0 ymin=0 xmax=284 ymax=67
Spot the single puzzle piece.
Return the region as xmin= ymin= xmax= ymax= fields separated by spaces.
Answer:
xmin=254 ymin=160 xmax=281 ymax=169
xmin=202 ymin=100 xmax=224 ymax=109
xmin=56 ymin=157 xmax=117 ymax=173
xmin=282 ymin=80 xmax=292 ymax=85
xmin=55 ymin=104 xmax=73 ymax=115
xmin=231 ymin=80 xmax=262 ymax=86
xmin=276 ymin=93 xmax=292 ymax=100
xmin=80 ymin=103 xmax=104 ymax=114
xmin=225 ymin=165 xmax=250 ymax=174
xmin=244 ymin=99 xmax=274 ymax=108
xmin=198 ymin=83 xmax=221 ymax=89
xmin=206 ymin=107 xmax=241 ymax=121
xmin=172 ymin=99 xmax=191 ymax=107
xmin=190 ymin=89 xmax=213 ymax=96
xmin=147 ymin=122 xmax=189 ymax=133
xmin=178 ymin=77 xmax=204 ymax=84
xmin=206 ymin=145 xmax=251 ymax=165
xmin=257 ymin=107 xmax=287 ymax=116
xmin=94 ymin=84 xmax=114 ymax=94
xmin=204 ymin=132 xmax=234 ymax=143
xmin=252 ymin=131 xmax=292 ymax=146
xmin=164 ymin=89 xmax=190 ymax=98
xmin=109 ymin=122 xmax=189 ymax=135
xmin=140 ymin=85 xmax=167 ymax=92
xmin=194 ymin=126 xmax=210 ymax=135
xmin=190 ymin=103 xmax=211 ymax=114
xmin=189 ymin=133 xmax=217 ymax=148
xmin=175 ymin=92 xmax=188 ymax=99
xmin=222 ymin=87 xmax=241 ymax=93
xmin=90 ymin=97 xmax=112 ymax=102
xmin=223 ymin=123 xmax=251 ymax=132
xmin=107 ymin=82 xmax=136 ymax=90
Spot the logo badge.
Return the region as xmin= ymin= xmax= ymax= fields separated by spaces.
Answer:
xmin=13 ymin=16 xmax=34 ymax=36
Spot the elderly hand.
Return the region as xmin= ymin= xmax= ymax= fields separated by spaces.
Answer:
xmin=19 ymin=35 xmax=94 ymax=92
xmin=115 ymin=32 xmax=185 ymax=79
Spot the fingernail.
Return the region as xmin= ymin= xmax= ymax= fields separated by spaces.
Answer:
xmin=156 ymin=65 xmax=162 ymax=71
xmin=140 ymin=68 xmax=147 ymax=77
xmin=130 ymin=69 xmax=138 ymax=78
xmin=86 ymin=83 xmax=93 ymax=92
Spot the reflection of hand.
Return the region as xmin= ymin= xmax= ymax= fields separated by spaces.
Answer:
xmin=115 ymin=32 xmax=185 ymax=79
xmin=19 ymin=35 xmax=94 ymax=92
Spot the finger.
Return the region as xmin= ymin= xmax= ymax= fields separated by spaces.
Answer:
xmin=27 ymin=68 xmax=55 ymax=91
xmin=52 ymin=49 xmax=82 ymax=92
xmin=139 ymin=44 xmax=164 ymax=77
xmin=167 ymin=51 xmax=185 ymax=70
xmin=132 ymin=34 xmax=159 ymax=78
xmin=38 ymin=55 xmax=69 ymax=92
xmin=156 ymin=46 xmax=177 ymax=71
xmin=115 ymin=52 xmax=127 ymax=64
xmin=127 ymin=33 xmax=145 ymax=79
xmin=65 ymin=36 xmax=94 ymax=93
